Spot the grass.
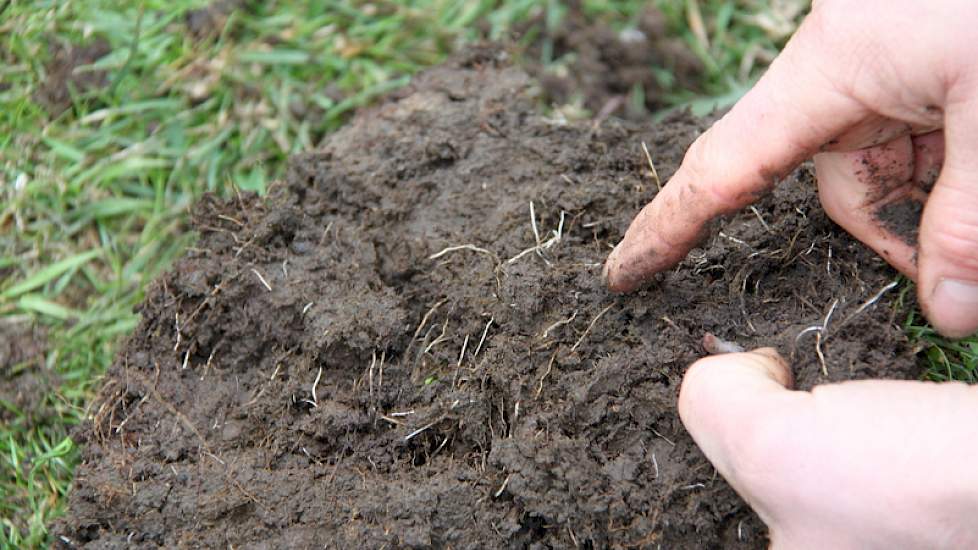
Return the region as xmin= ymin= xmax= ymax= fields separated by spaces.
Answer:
xmin=0 ymin=0 xmax=972 ymax=547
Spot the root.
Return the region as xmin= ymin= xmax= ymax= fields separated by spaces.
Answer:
xmin=428 ymin=244 xmax=498 ymax=263
xmin=571 ymin=303 xmax=615 ymax=352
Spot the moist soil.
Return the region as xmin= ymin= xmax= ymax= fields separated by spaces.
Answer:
xmin=521 ymin=4 xmax=703 ymax=120
xmin=56 ymin=48 xmax=919 ymax=549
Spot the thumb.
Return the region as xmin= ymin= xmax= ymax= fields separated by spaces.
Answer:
xmin=918 ymin=101 xmax=978 ymax=338
xmin=678 ymin=348 xmax=804 ymax=531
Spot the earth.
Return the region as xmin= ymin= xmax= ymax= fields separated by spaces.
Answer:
xmin=55 ymin=47 xmax=918 ymax=549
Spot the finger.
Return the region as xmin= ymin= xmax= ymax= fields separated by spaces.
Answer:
xmin=818 ymin=116 xmax=911 ymax=152
xmin=679 ymin=348 xmax=978 ymax=548
xmin=605 ymin=12 xmax=870 ymax=292
xmin=911 ymin=130 xmax=944 ymax=191
xmin=678 ymin=348 xmax=803 ymax=529
xmin=813 ymin=136 xmax=919 ymax=277
xmin=918 ymin=102 xmax=978 ymax=338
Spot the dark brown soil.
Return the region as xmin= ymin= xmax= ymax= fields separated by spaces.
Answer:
xmin=56 ymin=48 xmax=918 ymax=549
xmin=522 ymin=4 xmax=703 ymax=120
xmin=0 ymin=321 xmax=52 ymax=426
xmin=876 ymin=198 xmax=923 ymax=246
xmin=34 ymin=39 xmax=111 ymax=116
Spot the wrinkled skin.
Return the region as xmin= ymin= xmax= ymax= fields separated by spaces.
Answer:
xmin=605 ymin=1 xmax=978 ymax=547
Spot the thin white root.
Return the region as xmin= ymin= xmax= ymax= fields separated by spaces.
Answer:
xmin=310 ymin=366 xmax=323 ymax=407
xmin=404 ymin=421 xmax=437 ymax=441
xmin=251 ymin=268 xmax=273 ymax=292
xmin=494 ymin=475 xmax=511 ymax=498
xmin=841 ymin=280 xmax=899 ymax=327
xmin=428 ymin=244 xmax=497 ymax=261
xmin=505 ymin=210 xmax=566 ymax=265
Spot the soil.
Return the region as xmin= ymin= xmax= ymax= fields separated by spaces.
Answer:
xmin=0 ymin=321 xmax=52 ymax=426
xmin=34 ymin=39 xmax=111 ymax=116
xmin=876 ymin=198 xmax=923 ymax=246
xmin=521 ymin=4 xmax=703 ymax=120
xmin=56 ymin=48 xmax=919 ymax=549
xmin=184 ymin=0 xmax=247 ymax=40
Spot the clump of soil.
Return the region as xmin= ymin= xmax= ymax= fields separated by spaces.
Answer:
xmin=34 ymin=40 xmax=111 ymax=116
xmin=522 ymin=4 xmax=703 ymax=119
xmin=0 ymin=321 xmax=52 ymax=426
xmin=56 ymin=48 xmax=917 ymax=548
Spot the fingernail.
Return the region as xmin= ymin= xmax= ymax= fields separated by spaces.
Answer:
xmin=930 ymin=279 xmax=978 ymax=338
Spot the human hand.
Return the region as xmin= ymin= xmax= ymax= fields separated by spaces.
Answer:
xmin=679 ymin=348 xmax=978 ymax=549
xmin=604 ymin=0 xmax=978 ymax=337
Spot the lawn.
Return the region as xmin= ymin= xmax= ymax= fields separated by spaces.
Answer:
xmin=0 ymin=0 xmax=972 ymax=547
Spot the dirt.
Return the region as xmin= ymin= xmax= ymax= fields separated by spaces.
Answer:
xmin=34 ymin=39 xmax=111 ymax=116
xmin=0 ymin=321 xmax=52 ymax=426
xmin=55 ymin=48 xmax=919 ymax=549
xmin=876 ymin=198 xmax=923 ymax=246
xmin=521 ymin=4 xmax=703 ymax=120
xmin=184 ymin=0 xmax=247 ymax=40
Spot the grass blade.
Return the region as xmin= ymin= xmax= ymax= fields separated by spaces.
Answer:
xmin=2 ymin=250 xmax=101 ymax=299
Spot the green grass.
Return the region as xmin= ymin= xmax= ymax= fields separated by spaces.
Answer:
xmin=1 ymin=0 xmax=971 ymax=547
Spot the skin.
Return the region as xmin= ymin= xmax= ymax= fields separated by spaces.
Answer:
xmin=604 ymin=0 xmax=978 ymax=546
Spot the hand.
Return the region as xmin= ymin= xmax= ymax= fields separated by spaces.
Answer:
xmin=604 ymin=0 xmax=978 ymax=338
xmin=680 ymin=349 xmax=978 ymax=549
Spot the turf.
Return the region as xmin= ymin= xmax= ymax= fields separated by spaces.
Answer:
xmin=0 ymin=0 xmax=970 ymax=547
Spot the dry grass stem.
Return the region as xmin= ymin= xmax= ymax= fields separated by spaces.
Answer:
xmin=750 ymin=206 xmax=771 ymax=232
xmin=535 ymin=350 xmax=558 ymax=398
xmin=473 ymin=317 xmax=493 ymax=358
xmin=413 ymin=298 xmax=449 ymax=341
xmin=404 ymin=421 xmax=437 ymax=441
xmin=651 ymin=428 xmax=675 ymax=447
xmin=423 ymin=316 xmax=450 ymax=354
xmin=540 ymin=311 xmax=578 ymax=339
xmin=686 ymin=0 xmax=710 ymax=51
xmin=494 ymin=474 xmax=511 ymax=498
xmin=571 ymin=303 xmax=615 ymax=352
xmin=641 ymin=141 xmax=661 ymax=191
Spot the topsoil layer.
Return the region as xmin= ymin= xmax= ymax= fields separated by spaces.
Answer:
xmin=56 ymin=48 xmax=918 ymax=549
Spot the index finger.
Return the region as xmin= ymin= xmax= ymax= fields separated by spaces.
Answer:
xmin=605 ymin=13 xmax=867 ymax=292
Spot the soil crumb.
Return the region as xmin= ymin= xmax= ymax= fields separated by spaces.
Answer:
xmin=876 ymin=198 xmax=923 ymax=246
xmin=34 ymin=39 xmax=111 ymax=116
xmin=522 ymin=3 xmax=702 ymax=119
xmin=56 ymin=47 xmax=918 ymax=549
